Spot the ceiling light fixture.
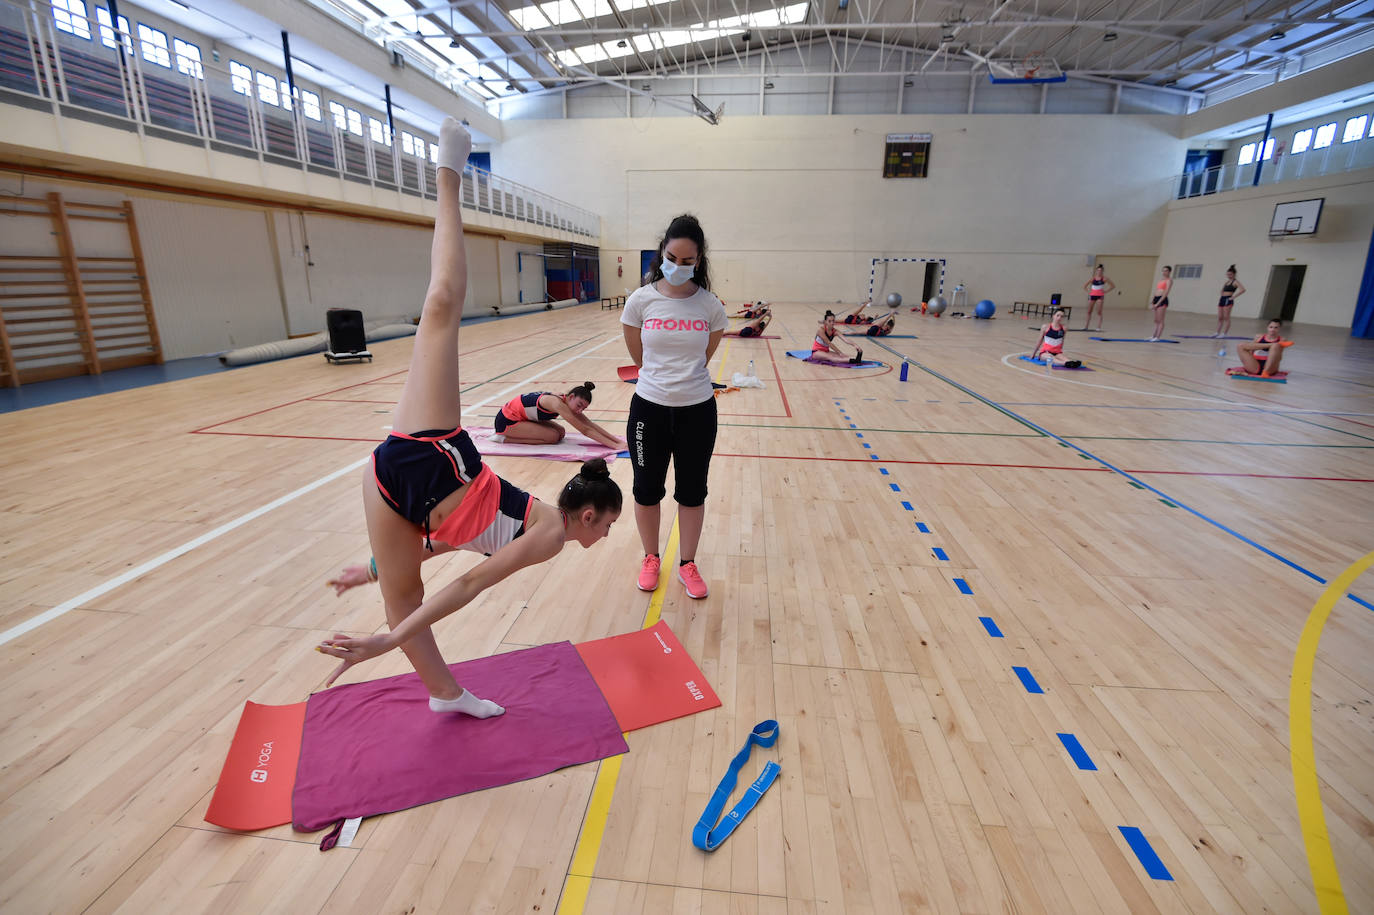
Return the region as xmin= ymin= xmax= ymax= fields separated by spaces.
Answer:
xmin=1269 ymin=30 xmax=1286 ymax=40
xmin=1103 ymin=31 xmax=1117 ymax=41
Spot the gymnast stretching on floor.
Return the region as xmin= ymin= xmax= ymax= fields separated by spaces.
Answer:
xmin=315 ymin=120 xmax=622 ymax=716
xmin=735 ymin=309 xmax=772 ymax=337
xmin=492 ymin=382 xmax=625 ymax=448
xmin=841 ymin=300 xmax=875 ymax=324
xmin=812 ymin=311 xmax=865 ymax=363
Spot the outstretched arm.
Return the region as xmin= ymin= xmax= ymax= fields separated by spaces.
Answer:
xmin=318 ymin=525 xmax=563 ymax=668
xmin=553 ymin=399 xmax=625 ymax=448
xmin=329 ymin=542 xmax=458 ymax=596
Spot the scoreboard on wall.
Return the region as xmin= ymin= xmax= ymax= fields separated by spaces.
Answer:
xmin=883 ymin=133 xmax=931 ymax=178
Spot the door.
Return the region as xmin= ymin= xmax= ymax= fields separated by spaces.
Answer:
xmin=1261 ymin=265 xmax=1306 ymax=321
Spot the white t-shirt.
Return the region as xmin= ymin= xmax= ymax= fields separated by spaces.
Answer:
xmin=622 ymin=283 xmax=728 ymax=407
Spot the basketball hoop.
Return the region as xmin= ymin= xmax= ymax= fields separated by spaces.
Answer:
xmin=987 ymin=51 xmax=1066 ymax=84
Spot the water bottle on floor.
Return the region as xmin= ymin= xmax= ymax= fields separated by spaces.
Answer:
xmin=747 ymin=359 xmax=756 ymax=380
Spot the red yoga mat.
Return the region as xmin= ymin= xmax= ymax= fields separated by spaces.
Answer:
xmin=617 ymin=364 xmax=639 ymax=382
xmin=575 ymin=619 xmax=721 ymax=732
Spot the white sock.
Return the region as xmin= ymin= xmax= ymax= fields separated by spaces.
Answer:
xmin=490 ymin=433 xmax=506 ymax=443
xmin=436 ymin=117 xmax=472 ymax=174
xmin=429 ymin=688 xmax=505 ymax=718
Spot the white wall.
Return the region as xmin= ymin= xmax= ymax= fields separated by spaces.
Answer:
xmin=495 ymin=114 xmax=1185 ymax=308
xmin=1155 ymin=170 xmax=1374 ymax=327
xmin=1217 ymin=102 xmax=1374 ymax=169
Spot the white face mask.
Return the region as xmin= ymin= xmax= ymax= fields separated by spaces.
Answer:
xmin=660 ymin=260 xmax=695 ymax=286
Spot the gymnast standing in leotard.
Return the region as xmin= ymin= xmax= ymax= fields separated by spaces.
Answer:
xmin=315 ymin=120 xmax=622 ymax=715
xmin=1148 ymin=265 xmax=1172 ymax=341
xmin=1214 ymin=265 xmax=1246 ymax=338
xmin=1081 ymin=264 xmax=1114 ymax=332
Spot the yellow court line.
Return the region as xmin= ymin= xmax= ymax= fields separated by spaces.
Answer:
xmin=1289 ymin=549 xmax=1373 ymax=915
xmin=714 ymin=339 xmax=733 ymax=385
xmin=556 ymin=518 xmax=681 ymax=915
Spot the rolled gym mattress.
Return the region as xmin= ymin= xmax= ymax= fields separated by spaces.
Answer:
xmin=219 ymin=321 xmax=418 ymax=367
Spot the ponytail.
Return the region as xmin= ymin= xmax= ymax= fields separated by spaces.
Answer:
xmin=558 ymin=458 xmax=622 ymax=515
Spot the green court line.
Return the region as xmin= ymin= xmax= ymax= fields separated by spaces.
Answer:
xmin=721 ymin=423 xmax=1374 ymax=449
xmin=717 ymin=422 xmax=1038 ymax=437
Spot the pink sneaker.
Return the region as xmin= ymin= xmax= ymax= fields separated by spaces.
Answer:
xmin=677 ymin=561 xmax=709 ymax=599
xmin=637 ymin=554 xmax=661 ymax=592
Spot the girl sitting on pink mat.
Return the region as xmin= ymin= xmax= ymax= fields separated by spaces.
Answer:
xmin=315 ymin=121 xmax=622 ymax=719
xmin=812 ymin=311 xmax=865 ymax=363
xmin=492 ymin=383 xmax=625 ymax=449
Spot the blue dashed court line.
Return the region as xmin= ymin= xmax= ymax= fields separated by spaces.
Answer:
xmin=901 ymin=501 xmax=913 ymax=510
xmin=890 ymin=483 xmax=901 ymax=492
xmin=1057 ymin=733 xmax=1097 ymax=771
xmin=1012 ymin=666 xmax=1044 ymax=694
xmin=916 ymin=522 xmax=930 ymax=533
xmin=879 ymin=468 xmax=889 ymax=475
xmin=932 ymin=547 xmax=949 ymax=561
xmin=1119 ymin=827 xmax=1173 ymax=881
xmin=862 ymin=443 xmax=871 ymax=449
xmin=869 ymin=454 xmax=879 ymax=460
xmin=979 ymin=617 xmax=1003 ymax=637
xmin=856 ymin=433 xmax=863 ymax=438
xmin=849 ymin=423 xmax=857 ymax=428
xmin=953 ymin=578 xmax=973 ymax=594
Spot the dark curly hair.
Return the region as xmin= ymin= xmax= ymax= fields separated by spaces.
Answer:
xmin=647 ymin=214 xmax=710 ymax=291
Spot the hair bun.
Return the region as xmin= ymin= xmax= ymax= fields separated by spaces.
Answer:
xmin=579 ymin=458 xmax=610 ymax=481
xmin=583 ymin=381 xmax=595 ymax=391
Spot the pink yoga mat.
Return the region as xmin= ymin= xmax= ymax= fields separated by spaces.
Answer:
xmin=292 ymin=641 xmax=628 ymax=839
xmin=468 ymin=427 xmax=622 ymax=462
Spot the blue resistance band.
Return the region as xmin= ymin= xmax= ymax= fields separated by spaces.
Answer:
xmin=692 ymin=720 xmax=781 ymax=851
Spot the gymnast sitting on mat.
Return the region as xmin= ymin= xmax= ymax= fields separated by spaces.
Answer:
xmin=841 ymin=299 xmax=875 ymax=324
xmin=865 ymin=312 xmax=897 ymax=336
xmin=1032 ymin=309 xmax=1081 ymax=367
xmin=813 ymin=311 xmax=865 ymax=363
xmin=1235 ymin=320 xmax=1289 ymax=377
xmin=492 ymin=383 xmax=625 ymax=449
xmin=315 ymin=120 xmax=622 ymax=718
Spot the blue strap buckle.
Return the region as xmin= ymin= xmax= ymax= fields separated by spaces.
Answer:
xmin=692 ymin=720 xmax=781 ymax=851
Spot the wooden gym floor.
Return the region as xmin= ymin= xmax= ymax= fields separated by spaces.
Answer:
xmin=0 ymin=302 xmax=1370 ymax=914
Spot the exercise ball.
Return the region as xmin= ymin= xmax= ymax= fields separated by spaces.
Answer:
xmin=927 ymin=295 xmax=948 ymax=316
xmin=975 ymin=299 xmax=997 ymax=319
xmin=886 ymin=292 xmax=902 ymax=309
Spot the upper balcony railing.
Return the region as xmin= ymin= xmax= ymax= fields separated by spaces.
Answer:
xmin=1176 ymin=130 xmax=1374 ymax=200
xmin=0 ymin=0 xmax=599 ymax=238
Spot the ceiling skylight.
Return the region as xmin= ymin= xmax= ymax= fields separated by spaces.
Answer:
xmin=551 ymin=2 xmax=808 ymax=68
xmin=511 ymin=0 xmax=676 ymax=31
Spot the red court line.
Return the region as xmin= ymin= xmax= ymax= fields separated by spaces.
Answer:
xmin=711 ymin=452 xmax=1374 ymax=482
xmin=191 ymin=368 xmax=410 ymax=433
xmin=766 ymin=340 xmax=793 ymax=418
xmin=1327 ymin=414 xmax=1374 ymax=430
xmin=190 ymin=328 xmax=560 ymax=434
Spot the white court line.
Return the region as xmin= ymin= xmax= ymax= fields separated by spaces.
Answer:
xmin=0 ymin=458 xmax=368 ymax=648
xmin=997 ymin=351 xmax=1374 ymax=416
xmin=0 ymin=334 xmax=624 ymax=648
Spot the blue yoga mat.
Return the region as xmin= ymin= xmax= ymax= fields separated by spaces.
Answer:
xmin=1089 ymin=337 xmax=1179 ymax=344
xmin=1177 ymin=335 xmax=1250 ymax=340
xmin=786 ymin=350 xmax=884 ymax=368
xmin=843 ymin=333 xmax=917 ymax=339
xmin=1017 ymin=355 xmax=1094 ymax=371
